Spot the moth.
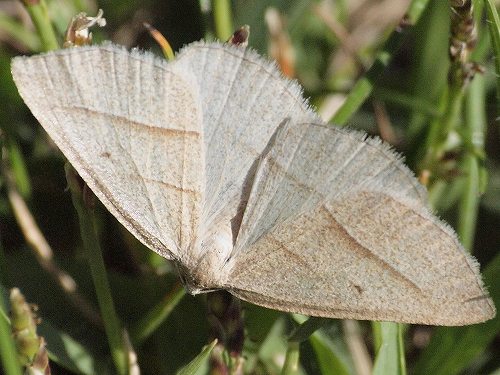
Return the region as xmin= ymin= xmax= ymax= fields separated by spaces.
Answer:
xmin=11 ymin=41 xmax=495 ymax=325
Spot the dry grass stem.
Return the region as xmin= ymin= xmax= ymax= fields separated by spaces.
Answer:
xmin=5 ymin=171 xmax=102 ymax=327
xmin=343 ymin=320 xmax=372 ymax=375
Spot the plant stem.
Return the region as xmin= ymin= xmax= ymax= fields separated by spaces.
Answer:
xmin=0 ymin=291 xmax=22 ymax=375
xmin=0 ymin=12 xmax=40 ymax=51
xmin=458 ymin=154 xmax=480 ymax=248
xmin=421 ymin=0 xmax=478 ymax=177
xmin=21 ymin=0 xmax=59 ymax=51
xmin=72 ymin=0 xmax=87 ymax=12
xmin=65 ymin=164 xmax=128 ymax=375
xmin=143 ymin=23 xmax=175 ymax=61
xmin=4 ymin=174 xmax=102 ymax=326
xmin=206 ymin=291 xmax=244 ymax=373
xmin=484 ymin=0 xmax=500 ymax=118
xmin=280 ymin=341 xmax=300 ymax=375
xmin=372 ymin=322 xmax=406 ymax=375
xmin=373 ymin=87 xmax=440 ymax=117
xmin=212 ymin=0 xmax=233 ymax=40
xmin=458 ymin=73 xmax=486 ymax=249
xmin=422 ymin=85 xmax=464 ymax=169
xmin=177 ymin=339 xmax=218 ymax=375
xmin=288 ymin=317 xmax=329 ymax=343
xmin=130 ymin=283 xmax=185 ymax=346
xmin=397 ymin=324 xmax=406 ymax=374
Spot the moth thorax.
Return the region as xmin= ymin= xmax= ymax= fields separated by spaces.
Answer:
xmin=184 ymin=224 xmax=233 ymax=293
xmin=200 ymin=223 xmax=233 ymax=270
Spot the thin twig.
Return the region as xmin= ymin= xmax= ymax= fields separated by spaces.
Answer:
xmin=373 ymin=100 xmax=398 ymax=145
xmin=329 ymin=0 xmax=431 ymax=125
xmin=4 ymin=167 xmax=102 ymax=327
xmin=343 ymin=320 xmax=372 ymax=375
xmin=313 ymin=2 xmax=366 ymax=72
xmin=265 ymin=8 xmax=296 ymax=77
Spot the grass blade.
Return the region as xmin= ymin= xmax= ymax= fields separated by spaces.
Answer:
xmin=372 ymin=322 xmax=406 ymax=375
xmin=484 ymin=0 xmax=500 ymax=117
xmin=310 ymin=331 xmax=351 ymax=375
xmin=21 ymin=0 xmax=59 ymax=51
xmin=0 ymin=12 xmax=40 ymax=51
xmin=129 ymin=283 xmax=185 ymax=346
xmin=281 ymin=341 xmax=300 ymax=375
xmin=458 ymin=72 xmax=487 ymax=248
xmin=0 ymin=286 xmax=23 ymax=375
xmin=212 ymin=0 xmax=234 ymax=40
xmin=289 ymin=317 xmax=330 ymax=343
xmin=38 ymin=317 xmax=106 ymax=374
xmin=66 ymin=165 xmax=129 ymax=375
xmin=176 ymin=339 xmax=217 ymax=375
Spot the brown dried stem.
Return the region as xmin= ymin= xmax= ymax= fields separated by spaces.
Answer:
xmin=3 ymin=165 xmax=102 ymax=327
xmin=343 ymin=320 xmax=372 ymax=375
xmin=313 ymin=2 xmax=367 ymax=73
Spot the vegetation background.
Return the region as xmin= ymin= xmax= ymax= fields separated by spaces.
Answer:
xmin=0 ymin=0 xmax=499 ymax=374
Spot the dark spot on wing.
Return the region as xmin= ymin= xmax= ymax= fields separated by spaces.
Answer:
xmin=353 ymin=284 xmax=363 ymax=294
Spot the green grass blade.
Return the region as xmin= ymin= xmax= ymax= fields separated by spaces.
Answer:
xmin=212 ymin=0 xmax=233 ymax=40
xmin=281 ymin=341 xmax=300 ymax=375
xmin=413 ymin=251 xmax=500 ymax=375
xmin=66 ymin=165 xmax=128 ymax=375
xmin=21 ymin=0 xmax=59 ymax=51
xmin=38 ymin=319 xmax=106 ymax=375
xmin=289 ymin=317 xmax=330 ymax=343
xmin=406 ymin=1 xmax=450 ymax=139
xmin=0 ymin=286 xmax=23 ymax=375
xmin=309 ymin=331 xmax=351 ymax=375
xmin=0 ymin=12 xmax=40 ymax=51
xmin=5 ymin=140 xmax=31 ymax=199
xmin=372 ymin=322 xmax=406 ymax=375
xmin=176 ymin=339 xmax=217 ymax=375
xmin=129 ymin=283 xmax=185 ymax=346
xmin=458 ymin=73 xmax=487 ymax=248
xmin=458 ymin=154 xmax=481 ymax=247
xmin=484 ymin=0 xmax=500 ymax=117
